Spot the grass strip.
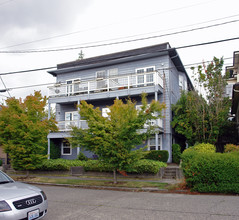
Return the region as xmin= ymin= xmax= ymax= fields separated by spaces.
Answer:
xmin=13 ymin=176 xmax=168 ymax=189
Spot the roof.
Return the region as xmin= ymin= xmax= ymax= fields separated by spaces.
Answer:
xmin=49 ymin=43 xmax=187 ymax=74
xmin=58 ymin=43 xmax=170 ymax=69
xmin=48 ymin=43 xmax=193 ymax=90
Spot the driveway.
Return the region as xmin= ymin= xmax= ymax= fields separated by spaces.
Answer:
xmin=41 ymin=185 xmax=239 ymax=220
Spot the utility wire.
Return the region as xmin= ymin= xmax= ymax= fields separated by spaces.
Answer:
xmin=37 ymin=15 xmax=239 ymax=51
xmin=0 ymin=66 xmax=56 ymax=76
xmin=0 ymin=0 xmax=219 ymax=50
xmin=0 ymin=19 xmax=239 ymax=54
xmin=0 ymin=38 xmax=235 ymax=91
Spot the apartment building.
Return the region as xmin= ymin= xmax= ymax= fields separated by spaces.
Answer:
xmin=47 ymin=43 xmax=193 ymax=162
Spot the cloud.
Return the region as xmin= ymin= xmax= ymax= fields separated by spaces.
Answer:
xmin=0 ymin=0 xmax=93 ymax=48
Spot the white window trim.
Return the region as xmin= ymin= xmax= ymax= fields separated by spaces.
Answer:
xmin=147 ymin=134 xmax=162 ymax=151
xmin=61 ymin=142 xmax=72 ymax=155
xmin=135 ymin=66 xmax=155 ymax=74
xmin=65 ymin=111 xmax=78 ymax=121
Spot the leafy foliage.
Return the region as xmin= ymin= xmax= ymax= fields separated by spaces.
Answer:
xmin=181 ymin=151 xmax=239 ymax=193
xmin=172 ymin=57 xmax=231 ymax=146
xmin=78 ymin=152 xmax=89 ymax=161
xmin=50 ymin=141 xmax=61 ymax=159
xmin=172 ymin=144 xmax=181 ymax=164
xmin=144 ymin=150 xmax=169 ymax=162
xmin=38 ymin=158 xmax=166 ymax=174
xmin=69 ymin=93 xmax=165 ymax=182
xmin=193 ymin=143 xmax=216 ymax=153
xmin=0 ymin=91 xmax=57 ymax=170
xmin=224 ymin=144 xmax=239 ymax=153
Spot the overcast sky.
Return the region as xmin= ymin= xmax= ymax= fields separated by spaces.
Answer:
xmin=0 ymin=0 xmax=238 ymax=101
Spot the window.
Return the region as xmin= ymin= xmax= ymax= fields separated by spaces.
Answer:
xmin=149 ymin=137 xmax=156 ymax=150
xmin=65 ymin=111 xmax=78 ymax=121
xmin=96 ymin=70 xmax=107 ymax=79
xmin=65 ymin=111 xmax=78 ymax=130
xmin=66 ymin=80 xmax=73 ymax=95
xmin=102 ymin=107 xmax=110 ymax=118
xmin=96 ymin=70 xmax=107 ymax=89
xmin=109 ymin=68 xmax=118 ymax=83
xmin=148 ymin=135 xmax=161 ymax=151
xmin=136 ymin=66 xmax=155 ymax=85
xmin=62 ymin=141 xmax=72 ymax=155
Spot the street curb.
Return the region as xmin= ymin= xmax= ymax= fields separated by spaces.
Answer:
xmin=21 ymin=181 xmax=189 ymax=194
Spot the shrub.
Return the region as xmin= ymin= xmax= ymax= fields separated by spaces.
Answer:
xmin=193 ymin=143 xmax=216 ymax=153
xmin=50 ymin=141 xmax=61 ymax=159
xmin=126 ymin=159 xmax=167 ymax=174
xmin=224 ymin=144 xmax=239 ymax=153
xmin=78 ymin=152 xmax=88 ymax=161
xmin=181 ymin=151 xmax=239 ymax=193
xmin=38 ymin=159 xmax=86 ymax=171
xmin=172 ymin=144 xmax=181 ymax=164
xmin=83 ymin=160 xmax=114 ymax=172
xmin=144 ymin=150 xmax=169 ymax=162
xmin=37 ymin=158 xmax=167 ymax=174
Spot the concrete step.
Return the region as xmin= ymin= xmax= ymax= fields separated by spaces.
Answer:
xmin=162 ymin=167 xmax=177 ymax=179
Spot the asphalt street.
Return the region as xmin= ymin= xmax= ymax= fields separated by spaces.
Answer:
xmin=40 ymin=185 xmax=239 ymax=220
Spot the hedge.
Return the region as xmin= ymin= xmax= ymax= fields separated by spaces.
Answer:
xmin=144 ymin=150 xmax=169 ymax=162
xmin=38 ymin=158 xmax=166 ymax=174
xmin=172 ymin=144 xmax=181 ymax=164
xmin=181 ymin=151 xmax=239 ymax=193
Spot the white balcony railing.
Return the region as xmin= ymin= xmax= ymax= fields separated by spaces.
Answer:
xmin=48 ymin=71 xmax=163 ymax=97
xmin=57 ymin=118 xmax=162 ymax=132
xmin=57 ymin=120 xmax=88 ymax=131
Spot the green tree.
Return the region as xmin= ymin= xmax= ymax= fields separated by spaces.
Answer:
xmin=193 ymin=57 xmax=231 ymax=145
xmin=0 ymin=91 xmax=57 ymax=173
xmin=69 ymin=94 xmax=166 ymax=183
xmin=172 ymin=91 xmax=208 ymax=146
xmin=172 ymin=57 xmax=231 ymax=147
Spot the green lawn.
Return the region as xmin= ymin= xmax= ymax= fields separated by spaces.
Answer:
xmin=12 ymin=176 xmax=168 ymax=189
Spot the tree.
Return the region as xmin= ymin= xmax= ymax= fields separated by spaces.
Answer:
xmin=172 ymin=91 xmax=208 ymax=146
xmin=193 ymin=57 xmax=231 ymax=145
xmin=69 ymin=94 xmax=166 ymax=183
xmin=172 ymin=57 xmax=231 ymax=147
xmin=0 ymin=91 xmax=57 ymax=173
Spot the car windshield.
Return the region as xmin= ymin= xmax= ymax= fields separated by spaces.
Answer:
xmin=0 ymin=171 xmax=14 ymax=184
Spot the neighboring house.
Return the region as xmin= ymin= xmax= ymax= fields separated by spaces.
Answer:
xmin=226 ymin=51 xmax=239 ymax=136
xmin=47 ymin=43 xmax=193 ymax=162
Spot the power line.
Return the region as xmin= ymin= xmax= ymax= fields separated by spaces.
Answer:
xmin=0 ymin=57 xmax=233 ymax=92
xmin=0 ymin=19 xmax=239 ymax=54
xmin=0 ymin=66 xmax=56 ymax=76
xmin=0 ymin=0 xmax=219 ymax=50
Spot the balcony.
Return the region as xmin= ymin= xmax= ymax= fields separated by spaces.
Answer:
xmin=48 ymin=71 xmax=163 ymax=98
xmin=57 ymin=120 xmax=88 ymax=131
xmin=57 ymin=119 xmax=163 ymax=132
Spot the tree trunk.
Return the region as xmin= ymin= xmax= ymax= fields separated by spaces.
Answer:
xmin=26 ymin=170 xmax=30 ymax=178
xmin=113 ymin=169 xmax=117 ymax=184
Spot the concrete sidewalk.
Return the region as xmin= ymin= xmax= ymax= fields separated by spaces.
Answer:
xmin=8 ymin=172 xmax=184 ymax=193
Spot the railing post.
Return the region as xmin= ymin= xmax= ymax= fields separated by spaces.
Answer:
xmin=107 ymin=79 xmax=110 ymax=91
xmin=128 ymin=76 xmax=130 ymax=89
